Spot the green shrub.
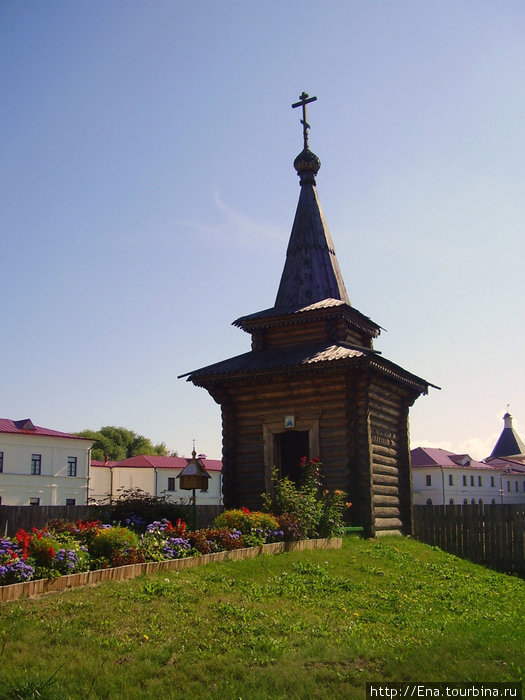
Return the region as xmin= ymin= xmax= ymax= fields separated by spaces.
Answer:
xmin=214 ymin=509 xmax=283 ymax=547
xmin=262 ymin=459 xmax=350 ymax=538
xmin=214 ymin=509 xmax=280 ymax=534
xmin=262 ymin=470 xmax=323 ymax=538
xmin=88 ymin=526 xmax=139 ymax=565
xmin=106 ymin=488 xmax=190 ymax=532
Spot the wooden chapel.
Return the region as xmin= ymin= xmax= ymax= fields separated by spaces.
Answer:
xmin=181 ymin=93 xmax=435 ymax=537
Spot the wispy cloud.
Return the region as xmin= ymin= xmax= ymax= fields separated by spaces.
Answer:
xmin=177 ymin=190 xmax=286 ymax=250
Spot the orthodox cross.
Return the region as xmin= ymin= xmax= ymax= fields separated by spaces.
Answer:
xmin=292 ymin=91 xmax=317 ymax=150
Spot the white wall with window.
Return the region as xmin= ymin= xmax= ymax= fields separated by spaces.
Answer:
xmin=0 ymin=419 xmax=94 ymax=505
xmin=411 ymin=447 xmax=525 ymax=506
xmin=89 ymin=454 xmax=222 ymax=506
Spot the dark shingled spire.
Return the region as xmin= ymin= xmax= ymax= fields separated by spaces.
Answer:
xmin=490 ymin=412 xmax=525 ymax=459
xmin=274 ymin=93 xmax=350 ymax=310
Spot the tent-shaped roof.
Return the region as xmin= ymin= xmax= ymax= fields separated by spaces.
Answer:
xmin=489 ymin=413 xmax=525 ymax=459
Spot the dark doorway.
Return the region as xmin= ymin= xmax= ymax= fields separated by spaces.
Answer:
xmin=275 ymin=430 xmax=309 ymax=483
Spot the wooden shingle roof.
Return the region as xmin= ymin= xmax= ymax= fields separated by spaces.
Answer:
xmin=180 ymin=339 xmax=432 ymax=393
xmin=274 ymin=180 xmax=350 ymax=310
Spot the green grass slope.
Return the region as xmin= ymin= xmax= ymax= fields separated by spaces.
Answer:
xmin=0 ymin=536 xmax=523 ymax=699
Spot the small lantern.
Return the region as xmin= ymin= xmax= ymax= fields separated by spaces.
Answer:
xmin=177 ymin=448 xmax=211 ymax=528
xmin=178 ymin=449 xmax=211 ymax=491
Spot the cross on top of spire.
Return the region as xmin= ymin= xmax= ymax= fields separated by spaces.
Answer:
xmin=292 ymin=91 xmax=317 ymax=150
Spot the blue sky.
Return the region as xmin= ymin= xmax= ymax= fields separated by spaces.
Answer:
xmin=2 ymin=1 xmax=524 ymax=459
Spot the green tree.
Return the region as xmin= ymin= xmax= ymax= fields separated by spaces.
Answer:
xmin=75 ymin=426 xmax=170 ymax=461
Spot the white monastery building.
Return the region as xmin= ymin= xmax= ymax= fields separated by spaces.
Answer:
xmin=412 ymin=413 xmax=525 ymax=505
xmin=90 ymin=454 xmax=223 ymax=506
xmin=0 ymin=419 xmax=94 ymax=506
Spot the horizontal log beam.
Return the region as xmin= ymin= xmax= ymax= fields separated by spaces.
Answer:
xmin=373 ymin=473 xmax=399 ymax=486
xmin=374 ymin=506 xmax=401 ymax=518
xmin=375 ymin=517 xmax=403 ymax=531
xmin=373 ymin=495 xmax=400 ymax=507
xmin=373 ymin=464 xmax=399 ymax=477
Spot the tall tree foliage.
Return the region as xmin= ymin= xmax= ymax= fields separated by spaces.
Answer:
xmin=76 ymin=426 xmax=170 ymax=461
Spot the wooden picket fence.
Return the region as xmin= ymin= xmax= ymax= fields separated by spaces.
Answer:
xmin=0 ymin=504 xmax=223 ymax=537
xmin=413 ymin=504 xmax=525 ymax=575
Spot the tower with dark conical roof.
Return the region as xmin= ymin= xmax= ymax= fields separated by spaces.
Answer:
xmin=181 ymin=94 xmax=435 ymax=536
xmin=489 ymin=412 xmax=525 ymax=461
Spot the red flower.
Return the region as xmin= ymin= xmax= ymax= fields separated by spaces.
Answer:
xmin=175 ymin=519 xmax=187 ymax=536
xmin=241 ymin=507 xmax=250 ymax=514
xmin=299 ymin=456 xmax=307 ymax=468
xmin=15 ymin=529 xmax=31 ymax=560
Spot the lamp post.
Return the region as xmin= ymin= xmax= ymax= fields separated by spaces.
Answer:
xmin=177 ymin=448 xmax=211 ymax=530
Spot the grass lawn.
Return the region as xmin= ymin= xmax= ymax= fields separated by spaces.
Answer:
xmin=0 ymin=536 xmax=523 ymax=699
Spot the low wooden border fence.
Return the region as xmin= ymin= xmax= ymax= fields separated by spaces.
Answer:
xmin=0 ymin=537 xmax=342 ymax=602
xmin=413 ymin=504 xmax=525 ymax=574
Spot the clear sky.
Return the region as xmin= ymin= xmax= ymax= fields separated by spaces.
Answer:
xmin=2 ymin=1 xmax=524 ymax=460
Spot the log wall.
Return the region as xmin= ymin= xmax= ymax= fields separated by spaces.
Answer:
xmin=204 ymin=366 xmax=418 ymax=537
xmin=222 ymin=370 xmax=354 ymax=509
xmin=368 ymin=378 xmax=416 ymax=535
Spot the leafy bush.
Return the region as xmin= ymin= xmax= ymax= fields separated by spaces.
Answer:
xmin=107 ymin=488 xmax=190 ymax=532
xmin=262 ymin=459 xmax=350 ymax=538
xmin=110 ymin=548 xmax=147 ymax=567
xmin=186 ymin=527 xmax=245 ymax=554
xmin=139 ymin=519 xmax=189 ymax=561
xmin=317 ymin=489 xmax=350 ymax=537
xmin=214 ymin=509 xmax=284 ymax=546
xmin=0 ymin=538 xmax=34 ymax=585
xmin=88 ymin=526 xmax=139 ymax=566
xmin=214 ymin=508 xmax=279 ymax=533
xmin=275 ymin=514 xmax=302 ymax=541
xmin=13 ymin=528 xmax=91 ymax=579
xmin=262 ymin=468 xmax=323 ymax=538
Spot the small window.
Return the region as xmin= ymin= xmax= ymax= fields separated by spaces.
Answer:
xmin=31 ymin=454 xmax=41 ymax=475
xmin=29 ymin=497 xmax=40 ymax=506
xmin=515 ymin=481 xmax=519 ymax=492
xmin=426 ymin=475 xmax=432 ymax=486
xmin=478 ymin=476 xmax=482 ymax=487
xmin=0 ymin=451 xmax=3 ymax=473
xmin=167 ymin=477 xmax=176 ymax=491
xmin=471 ymin=498 xmax=476 ymax=505
xmin=507 ymin=481 xmax=511 ymax=492
xmin=478 ymin=499 xmax=483 ymax=505
xmin=463 ymin=498 xmax=468 ymax=505
xmin=463 ymin=475 xmax=467 ymax=486
xmin=67 ymin=457 xmax=77 ymax=477
xmin=491 ymin=476 xmax=495 ymax=487
xmin=0 ymin=496 xmax=2 ymax=505
xmin=66 ymin=498 xmax=76 ymax=506
xmin=470 ymin=475 xmax=474 ymax=487
xmin=491 ymin=498 xmax=496 ymax=504
xmin=426 ymin=498 xmax=433 ymax=505
xmin=449 ymin=498 xmax=454 ymax=505
xmin=448 ymin=474 xmax=453 ymax=486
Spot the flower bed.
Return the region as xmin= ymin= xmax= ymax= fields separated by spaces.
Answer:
xmin=0 ymin=536 xmax=343 ymax=602
xmin=0 ymin=458 xmax=350 ymax=600
xmin=0 ymin=510 xmax=289 ymax=587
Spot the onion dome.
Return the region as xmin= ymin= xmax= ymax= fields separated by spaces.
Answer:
xmin=294 ymin=148 xmax=321 ymax=185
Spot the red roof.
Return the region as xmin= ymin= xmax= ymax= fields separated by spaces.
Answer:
xmin=411 ymin=447 xmax=498 ymax=471
xmin=484 ymin=457 xmax=525 ymax=474
xmin=91 ymin=459 xmax=119 ymax=468
xmin=91 ymin=455 xmax=222 ymax=472
xmin=0 ymin=418 xmax=94 ymax=442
